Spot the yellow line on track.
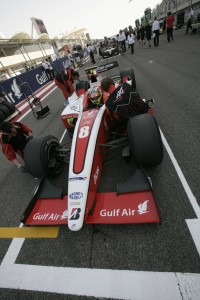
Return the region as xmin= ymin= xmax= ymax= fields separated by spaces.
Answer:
xmin=0 ymin=227 xmax=59 ymax=238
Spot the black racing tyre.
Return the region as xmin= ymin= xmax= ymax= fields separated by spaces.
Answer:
xmin=127 ymin=114 xmax=163 ymax=166
xmin=0 ymin=110 xmax=6 ymax=123
xmin=76 ymin=81 xmax=90 ymax=92
xmin=1 ymin=100 xmax=16 ymax=114
xmin=120 ymin=68 xmax=136 ymax=89
xmin=0 ymin=103 xmax=12 ymax=118
xmin=24 ymin=135 xmax=64 ymax=179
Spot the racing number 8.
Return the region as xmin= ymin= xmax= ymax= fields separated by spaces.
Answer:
xmin=79 ymin=126 xmax=90 ymax=138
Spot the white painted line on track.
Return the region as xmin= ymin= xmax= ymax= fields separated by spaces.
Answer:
xmin=16 ymin=85 xmax=57 ymax=122
xmin=0 ymin=264 xmax=200 ymax=299
xmin=160 ymin=129 xmax=200 ymax=218
xmin=160 ymin=129 xmax=200 ymax=257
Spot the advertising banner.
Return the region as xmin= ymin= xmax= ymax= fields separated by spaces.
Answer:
xmin=0 ymin=57 xmax=72 ymax=105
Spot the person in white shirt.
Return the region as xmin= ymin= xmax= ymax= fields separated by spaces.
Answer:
xmin=185 ymin=7 xmax=194 ymax=34
xmin=152 ymin=17 xmax=160 ymax=47
xmin=189 ymin=7 xmax=194 ymax=19
xmin=118 ymin=30 xmax=126 ymax=53
xmin=42 ymin=58 xmax=54 ymax=80
xmin=127 ymin=32 xmax=135 ymax=54
xmin=86 ymin=43 xmax=96 ymax=64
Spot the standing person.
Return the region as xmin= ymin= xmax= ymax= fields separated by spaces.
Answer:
xmin=136 ymin=27 xmax=141 ymax=44
xmin=0 ymin=121 xmax=33 ymax=172
xmin=42 ymin=59 xmax=54 ymax=80
xmin=127 ymin=31 xmax=135 ymax=54
xmin=140 ymin=26 xmax=145 ymax=46
xmin=166 ymin=11 xmax=175 ymax=42
xmin=47 ymin=57 xmax=55 ymax=78
xmin=118 ymin=30 xmax=126 ymax=53
xmin=185 ymin=8 xmax=193 ymax=34
xmin=145 ymin=22 xmax=152 ymax=47
xmin=86 ymin=44 xmax=96 ymax=64
xmin=54 ymin=68 xmax=79 ymax=106
xmin=152 ymin=17 xmax=160 ymax=47
xmin=163 ymin=19 xmax=166 ymax=34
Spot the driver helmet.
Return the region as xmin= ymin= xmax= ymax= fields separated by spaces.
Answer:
xmin=89 ymin=86 xmax=103 ymax=106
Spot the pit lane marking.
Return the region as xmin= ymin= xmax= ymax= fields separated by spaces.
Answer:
xmin=0 ymin=227 xmax=59 ymax=238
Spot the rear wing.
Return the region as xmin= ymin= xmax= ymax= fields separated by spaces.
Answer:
xmin=85 ymin=61 xmax=119 ymax=75
xmin=97 ymin=61 xmax=119 ymax=73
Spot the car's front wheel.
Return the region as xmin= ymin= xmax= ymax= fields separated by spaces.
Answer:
xmin=127 ymin=114 xmax=163 ymax=166
xmin=24 ymin=135 xmax=64 ymax=178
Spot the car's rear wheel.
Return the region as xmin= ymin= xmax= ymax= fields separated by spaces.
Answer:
xmin=0 ymin=110 xmax=6 ymax=123
xmin=120 ymin=68 xmax=136 ymax=89
xmin=127 ymin=114 xmax=163 ymax=166
xmin=24 ymin=135 xmax=64 ymax=178
xmin=1 ymin=100 xmax=16 ymax=114
xmin=0 ymin=103 xmax=12 ymax=118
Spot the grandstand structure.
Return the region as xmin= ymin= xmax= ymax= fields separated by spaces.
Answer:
xmin=0 ymin=27 xmax=88 ymax=81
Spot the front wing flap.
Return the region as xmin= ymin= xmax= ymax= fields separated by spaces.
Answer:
xmin=22 ymin=190 xmax=160 ymax=226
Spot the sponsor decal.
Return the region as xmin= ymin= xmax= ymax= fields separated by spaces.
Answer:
xmin=114 ymin=86 xmax=125 ymax=103
xmin=70 ymin=201 xmax=80 ymax=206
xmin=94 ymin=166 xmax=99 ymax=185
xmin=69 ymin=176 xmax=87 ymax=181
xmin=70 ymin=105 xmax=79 ymax=112
xmin=32 ymin=210 xmax=69 ymax=221
xmin=63 ymin=60 xmax=72 ymax=69
xmin=83 ymin=111 xmax=95 ymax=119
xmin=69 ymin=192 xmax=83 ymax=200
xmin=100 ymin=201 xmax=150 ymax=217
xmin=60 ymin=210 xmax=68 ymax=219
xmin=100 ymin=209 xmax=135 ymax=217
xmin=11 ymin=79 xmax=22 ymax=99
xmin=36 ymin=71 xmax=49 ymax=84
xmin=70 ymin=208 xmax=81 ymax=220
xmin=83 ymin=120 xmax=91 ymax=125
xmin=137 ymin=200 xmax=149 ymax=215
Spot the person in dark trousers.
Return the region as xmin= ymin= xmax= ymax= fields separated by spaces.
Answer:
xmin=140 ymin=26 xmax=145 ymax=46
xmin=86 ymin=44 xmax=96 ymax=64
xmin=166 ymin=11 xmax=175 ymax=42
xmin=145 ymin=22 xmax=152 ymax=47
xmin=118 ymin=30 xmax=126 ymax=53
xmin=100 ymin=77 xmax=149 ymax=131
xmin=185 ymin=17 xmax=193 ymax=34
xmin=136 ymin=27 xmax=141 ymax=44
xmin=54 ymin=68 xmax=79 ymax=105
xmin=0 ymin=121 xmax=33 ymax=172
xmin=127 ymin=32 xmax=135 ymax=54
xmin=152 ymin=17 xmax=160 ymax=47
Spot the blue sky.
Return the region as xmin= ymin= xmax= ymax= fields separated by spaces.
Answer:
xmin=0 ymin=0 xmax=160 ymax=39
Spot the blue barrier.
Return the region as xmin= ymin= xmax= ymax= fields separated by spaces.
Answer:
xmin=0 ymin=57 xmax=73 ymax=105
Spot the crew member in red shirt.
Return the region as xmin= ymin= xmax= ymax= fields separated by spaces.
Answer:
xmin=166 ymin=11 xmax=175 ymax=42
xmin=0 ymin=121 xmax=33 ymax=172
xmin=55 ymin=68 xmax=80 ymax=105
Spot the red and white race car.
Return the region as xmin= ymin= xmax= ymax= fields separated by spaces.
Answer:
xmin=21 ymin=61 xmax=163 ymax=231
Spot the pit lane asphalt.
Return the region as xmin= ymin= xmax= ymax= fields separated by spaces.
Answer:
xmin=0 ymin=28 xmax=200 ymax=299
